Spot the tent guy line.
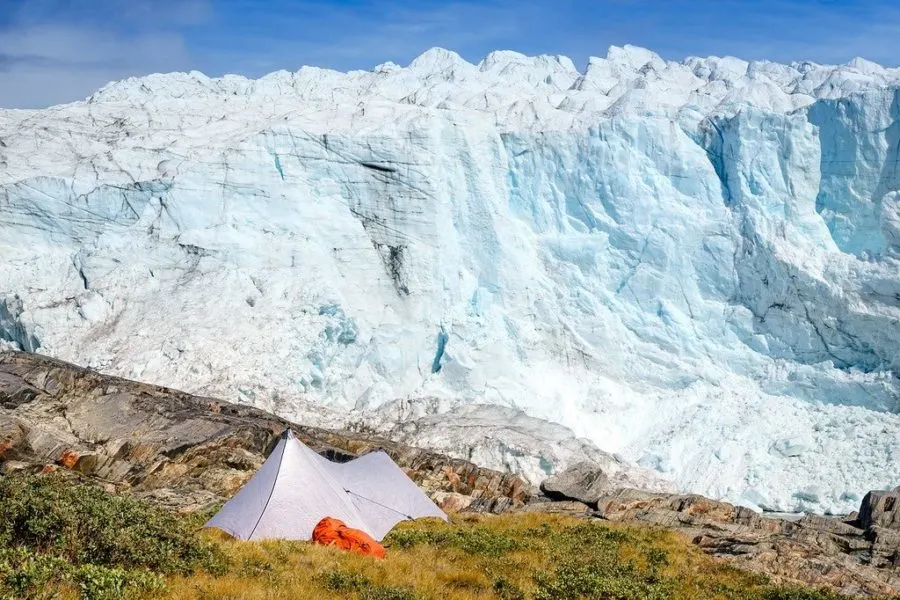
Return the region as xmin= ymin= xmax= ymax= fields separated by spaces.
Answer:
xmin=343 ymin=488 xmax=416 ymax=521
xmin=203 ymin=429 xmax=447 ymax=541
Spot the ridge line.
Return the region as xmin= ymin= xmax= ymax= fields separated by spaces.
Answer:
xmin=247 ymin=433 xmax=289 ymax=540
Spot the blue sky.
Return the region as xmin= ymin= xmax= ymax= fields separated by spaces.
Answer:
xmin=1 ymin=0 xmax=899 ymax=108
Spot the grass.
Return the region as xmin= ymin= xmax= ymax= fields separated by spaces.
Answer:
xmin=166 ymin=514 xmax=895 ymax=600
xmin=0 ymin=475 xmax=223 ymax=600
xmin=2 ymin=476 xmax=898 ymax=600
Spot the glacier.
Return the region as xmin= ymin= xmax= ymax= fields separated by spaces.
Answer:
xmin=1 ymin=45 xmax=900 ymax=514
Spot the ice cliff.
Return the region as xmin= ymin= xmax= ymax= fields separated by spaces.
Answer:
xmin=2 ymin=45 xmax=900 ymax=514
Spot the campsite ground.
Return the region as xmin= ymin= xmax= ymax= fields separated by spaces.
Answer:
xmin=0 ymin=475 xmax=895 ymax=600
xmin=168 ymin=514 xmax=886 ymax=600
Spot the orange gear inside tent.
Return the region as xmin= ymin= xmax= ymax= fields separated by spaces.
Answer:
xmin=312 ymin=516 xmax=386 ymax=559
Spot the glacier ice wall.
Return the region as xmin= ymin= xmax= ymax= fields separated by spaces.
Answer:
xmin=2 ymin=46 xmax=900 ymax=513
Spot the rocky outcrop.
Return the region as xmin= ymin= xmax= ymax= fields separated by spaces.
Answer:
xmin=859 ymin=491 xmax=900 ymax=530
xmin=3 ymin=350 xmax=899 ymax=597
xmin=0 ymin=351 xmax=530 ymax=513
xmin=539 ymin=461 xmax=609 ymax=505
xmin=524 ymin=487 xmax=900 ymax=597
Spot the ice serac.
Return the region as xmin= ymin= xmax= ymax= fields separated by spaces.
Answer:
xmin=2 ymin=45 xmax=900 ymax=514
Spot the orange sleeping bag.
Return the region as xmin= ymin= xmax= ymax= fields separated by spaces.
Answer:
xmin=312 ymin=517 xmax=386 ymax=558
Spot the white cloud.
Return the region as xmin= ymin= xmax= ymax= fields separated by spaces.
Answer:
xmin=205 ymin=0 xmax=529 ymax=76
xmin=0 ymin=0 xmax=203 ymax=108
xmin=2 ymin=0 xmax=898 ymax=108
xmin=0 ymin=25 xmax=190 ymax=107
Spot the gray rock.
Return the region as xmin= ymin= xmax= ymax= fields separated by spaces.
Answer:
xmin=0 ymin=460 xmax=30 ymax=475
xmin=518 ymin=500 xmax=595 ymax=517
xmin=859 ymin=491 xmax=900 ymax=530
xmin=3 ymin=351 xmax=900 ymax=596
xmin=0 ymin=350 xmax=530 ymax=513
xmin=539 ymin=461 xmax=610 ymax=505
xmin=865 ymin=526 xmax=900 ymax=568
xmin=432 ymin=491 xmax=473 ymax=513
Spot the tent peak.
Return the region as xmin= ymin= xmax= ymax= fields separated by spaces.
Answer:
xmin=205 ymin=426 xmax=448 ymax=541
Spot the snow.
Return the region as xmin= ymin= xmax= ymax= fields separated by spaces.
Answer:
xmin=2 ymin=45 xmax=900 ymax=513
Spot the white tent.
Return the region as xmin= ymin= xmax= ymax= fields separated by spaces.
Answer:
xmin=203 ymin=429 xmax=448 ymax=541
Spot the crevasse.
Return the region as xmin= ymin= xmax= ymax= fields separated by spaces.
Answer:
xmin=2 ymin=46 xmax=900 ymax=514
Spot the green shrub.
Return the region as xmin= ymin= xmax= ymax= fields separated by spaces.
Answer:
xmin=319 ymin=568 xmax=371 ymax=592
xmin=533 ymin=559 xmax=675 ymax=600
xmin=760 ymin=589 xmax=845 ymax=600
xmin=0 ymin=475 xmax=223 ymax=575
xmin=527 ymin=521 xmax=873 ymax=600
xmin=493 ymin=576 xmax=526 ymax=600
xmin=317 ymin=569 xmax=419 ymax=600
xmin=644 ymin=546 xmax=669 ymax=582
xmin=0 ymin=547 xmax=164 ymax=600
xmin=0 ymin=547 xmax=71 ymax=599
xmin=381 ymin=527 xmax=431 ymax=550
xmin=239 ymin=554 xmax=277 ymax=579
xmin=529 ymin=521 xmax=676 ymax=600
xmin=358 ymin=586 xmax=419 ymax=600
xmin=385 ymin=523 xmax=520 ymax=557
xmin=549 ymin=521 xmax=637 ymax=552
xmin=0 ymin=475 xmax=224 ymax=599
xmin=74 ymin=564 xmax=165 ymax=600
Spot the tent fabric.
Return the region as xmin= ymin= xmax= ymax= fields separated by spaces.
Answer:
xmin=334 ymin=451 xmax=452 ymax=541
xmin=204 ymin=430 xmax=448 ymax=541
xmin=312 ymin=517 xmax=386 ymax=558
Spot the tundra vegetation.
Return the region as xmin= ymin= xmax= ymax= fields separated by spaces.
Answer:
xmin=0 ymin=476 xmax=894 ymax=600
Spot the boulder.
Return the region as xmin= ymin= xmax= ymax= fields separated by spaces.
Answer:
xmin=859 ymin=491 xmax=900 ymax=530
xmin=539 ymin=461 xmax=610 ymax=505
xmin=0 ymin=459 xmax=30 ymax=475
xmin=432 ymin=491 xmax=473 ymax=513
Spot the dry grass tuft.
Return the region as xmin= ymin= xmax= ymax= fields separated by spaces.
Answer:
xmin=7 ymin=476 xmax=886 ymax=599
xmin=163 ymin=513 xmax=884 ymax=600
